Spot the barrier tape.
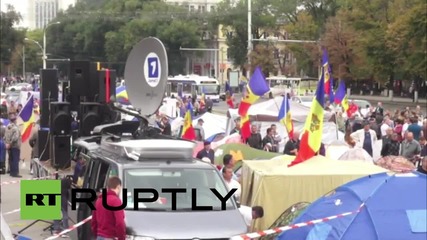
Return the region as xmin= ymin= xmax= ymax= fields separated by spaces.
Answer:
xmin=3 ymin=208 xmax=20 ymax=216
xmin=1 ymin=174 xmax=57 ymax=186
xmin=44 ymin=216 xmax=92 ymax=240
xmin=230 ymin=203 xmax=365 ymax=240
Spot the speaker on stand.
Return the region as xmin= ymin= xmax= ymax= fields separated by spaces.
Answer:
xmin=49 ymin=102 xmax=72 ymax=170
xmin=40 ymin=69 xmax=59 ymax=128
xmin=51 ymin=135 xmax=71 ymax=169
xmin=69 ymin=61 xmax=91 ymax=111
xmin=78 ymin=102 xmax=102 ymax=137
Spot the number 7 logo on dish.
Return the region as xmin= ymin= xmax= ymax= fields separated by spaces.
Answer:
xmin=144 ymin=52 xmax=161 ymax=87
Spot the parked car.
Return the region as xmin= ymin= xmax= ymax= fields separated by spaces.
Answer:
xmin=7 ymin=83 xmax=32 ymax=92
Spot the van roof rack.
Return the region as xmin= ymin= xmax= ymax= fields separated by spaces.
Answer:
xmin=100 ymin=138 xmax=196 ymax=161
xmin=93 ymin=120 xmax=140 ymax=136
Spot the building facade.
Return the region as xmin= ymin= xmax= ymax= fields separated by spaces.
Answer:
xmin=27 ymin=0 xmax=75 ymax=29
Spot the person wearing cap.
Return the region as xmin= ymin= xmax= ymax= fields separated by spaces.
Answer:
xmin=4 ymin=113 xmax=22 ymax=177
xmin=196 ymin=141 xmax=215 ymax=164
xmin=350 ymin=120 xmax=378 ymax=157
xmin=194 ymin=118 xmax=205 ymax=141
xmin=230 ymin=117 xmax=241 ymax=135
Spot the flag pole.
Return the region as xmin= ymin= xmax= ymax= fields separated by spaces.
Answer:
xmin=274 ymin=95 xmax=290 ymax=137
xmin=334 ymin=104 xmax=339 ymax=140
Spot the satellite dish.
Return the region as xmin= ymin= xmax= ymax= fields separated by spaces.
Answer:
xmin=124 ymin=37 xmax=168 ymax=116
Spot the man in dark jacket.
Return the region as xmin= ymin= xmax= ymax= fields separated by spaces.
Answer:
xmin=246 ymin=124 xmax=262 ymax=150
xmin=196 ymin=141 xmax=215 ymax=164
xmin=91 ymin=176 xmax=126 ymax=240
xmin=284 ymin=131 xmax=300 ymax=155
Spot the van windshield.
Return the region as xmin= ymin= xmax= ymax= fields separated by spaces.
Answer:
xmin=124 ymin=168 xmax=235 ymax=211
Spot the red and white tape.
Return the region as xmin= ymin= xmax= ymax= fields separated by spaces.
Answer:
xmin=44 ymin=216 xmax=92 ymax=240
xmin=1 ymin=174 xmax=57 ymax=186
xmin=230 ymin=203 xmax=365 ymax=240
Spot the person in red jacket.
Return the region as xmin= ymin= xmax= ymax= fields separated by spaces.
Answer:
xmin=91 ymin=176 xmax=126 ymax=240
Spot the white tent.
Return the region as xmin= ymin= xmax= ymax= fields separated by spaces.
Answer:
xmin=226 ymin=96 xmax=344 ymax=145
xmin=170 ymin=112 xmax=228 ymax=140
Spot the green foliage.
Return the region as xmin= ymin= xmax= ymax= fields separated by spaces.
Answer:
xmin=4 ymin=0 xmax=424 ymax=84
xmin=0 ymin=5 xmax=25 ymax=72
xmin=39 ymin=0 xmax=206 ymax=75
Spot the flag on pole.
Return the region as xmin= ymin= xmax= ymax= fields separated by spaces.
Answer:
xmin=116 ymin=85 xmax=129 ymax=104
xmin=240 ymin=114 xmax=251 ymax=140
xmin=288 ymin=67 xmax=325 ymax=167
xmin=278 ymin=96 xmax=294 ymax=138
xmin=225 ymin=82 xmax=234 ymax=108
xmin=238 ymin=67 xmax=270 ymax=116
xmin=19 ymin=95 xmax=35 ymax=142
xmin=334 ymin=80 xmax=351 ymax=115
xmin=322 ymin=49 xmax=335 ymax=103
xmin=181 ymin=102 xmax=196 ymax=140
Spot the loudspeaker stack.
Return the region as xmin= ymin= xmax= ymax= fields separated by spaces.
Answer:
xmin=39 ymin=69 xmax=59 ymax=128
xmin=78 ymin=102 xmax=102 ymax=137
xmin=49 ymin=102 xmax=72 ymax=169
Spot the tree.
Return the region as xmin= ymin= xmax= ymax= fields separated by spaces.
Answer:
xmin=387 ymin=0 xmax=426 ymax=79
xmin=211 ymin=0 xmax=286 ymax=73
xmin=283 ymin=12 xmax=320 ymax=77
xmin=10 ymin=30 xmax=43 ymax=75
xmin=322 ymin=11 xmax=362 ymax=81
xmin=0 ymin=5 xmax=25 ymax=74
xmin=249 ymin=44 xmax=277 ymax=76
xmin=41 ymin=0 xmax=206 ymax=75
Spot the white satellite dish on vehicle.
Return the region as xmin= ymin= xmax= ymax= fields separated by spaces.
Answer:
xmin=124 ymin=37 xmax=168 ymax=116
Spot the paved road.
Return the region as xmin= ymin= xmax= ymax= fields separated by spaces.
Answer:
xmin=1 ymin=129 xmax=78 ymax=239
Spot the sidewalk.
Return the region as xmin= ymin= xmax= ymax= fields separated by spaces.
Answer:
xmin=349 ymin=95 xmax=426 ymax=105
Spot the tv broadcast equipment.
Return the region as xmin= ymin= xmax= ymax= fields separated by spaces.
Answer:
xmin=123 ymin=37 xmax=168 ymax=130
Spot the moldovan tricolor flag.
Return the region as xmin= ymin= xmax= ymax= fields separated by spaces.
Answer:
xmin=19 ymin=94 xmax=35 ymax=142
xmin=225 ymin=82 xmax=234 ymax=108
xmin=240 ymin=114 xmax=251 ymax=140
xmin=322 ymin=49 xmax=334 ymax=103
xmin=288 ymin=69 xmax=325 ymax=167
xmin=238 ymin=67 xmax=270 ymax=116
xmin=181 ymin=102 xmax=196 ymax=140
xmin=278 ymin=96 xmax=294 ymax=138
xmin=334 ymin=80 xmax=351 ymax=114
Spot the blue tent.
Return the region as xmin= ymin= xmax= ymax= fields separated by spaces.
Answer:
xmin=277 ymin=172 xmax=427 ymax=240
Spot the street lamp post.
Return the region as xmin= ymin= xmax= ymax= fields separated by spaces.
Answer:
xmin=247 ymin=0 xmax=252 ymax=79
xmin=22 ymin=45 xmax=25 ymax=78
xmin=43 ymin=21 xmax=61 ymax=69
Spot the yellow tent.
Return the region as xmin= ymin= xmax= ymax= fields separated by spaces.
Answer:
xmin=240 ymin=155 xmax=388 ymax=231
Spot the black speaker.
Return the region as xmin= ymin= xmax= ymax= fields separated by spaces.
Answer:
xmin=40 ymin=69 xmax=59 ymax=101
xmin=40 ymin=69 xmax=58 ymax=127
xmin=40 ymin=98 xmax=56 ymax=128
xmin=38 ymin=129 xmax=50 ymax=161
xmin=88 ymin=63 xmax=100 ymax=102
xmin=70 ymin=61 xmax=91 ymax=97
xmin=98 ymin=69 xmax=116 ymax=103
xmin=79 ymin=102 xmax=102 ymax=136
xmin=50 ymin=102 xmax=71 ymax=135
xmin=60 ymin=81 xmax=69 ymax=102
xmin=51 ymin=135 xmax=71 ymax=169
